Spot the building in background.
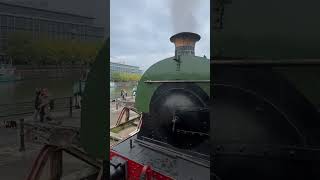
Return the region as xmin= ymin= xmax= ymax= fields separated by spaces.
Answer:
xmin=1 ymin=0 xmax=108 ymax=38
xmin=110 ymin=62 xmax=143 ymax=75
xmin=0 ymin=1 xmax=105 ymax=61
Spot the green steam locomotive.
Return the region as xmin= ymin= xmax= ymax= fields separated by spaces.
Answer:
xmin=110 ymin=32 xmax=210 ymax=179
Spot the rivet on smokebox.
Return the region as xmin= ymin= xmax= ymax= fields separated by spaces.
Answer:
xmin=239 ymin=145 xmax=246 ymax=152
xmin=289 ymin=150 xmax=296 ymax=157
xmin=216 ymin=145 xmax=223 ymax=152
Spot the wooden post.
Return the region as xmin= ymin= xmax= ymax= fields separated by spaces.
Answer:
xmin=19 ymin=118 xmax=25 ymax=152
xmin=49 ymin=149 xmax=63 ymax=180
xmin=69 ymin=97 xmax=73 ymax=117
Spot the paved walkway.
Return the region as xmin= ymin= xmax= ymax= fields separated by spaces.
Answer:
xmin=0 ymin=101 xmax=136 ymax=179
xmin=0 ymin=109 xmax=89 ymax=180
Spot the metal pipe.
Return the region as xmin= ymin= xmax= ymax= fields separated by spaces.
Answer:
xmin=211 ymin=59 xmax=320 ymax=66
xmin=49 ymin=150 xmax=63 ymax=180
xmin=125 ymin=108 xmax=129 ymax=122
xmin=19 ymin=118 xmax=25 ymax=152
xmin=69 ymin=97 xmax=73 ymax=117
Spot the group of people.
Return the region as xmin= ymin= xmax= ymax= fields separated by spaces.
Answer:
xmin=33 ymin=88 xmax=52 ymax=122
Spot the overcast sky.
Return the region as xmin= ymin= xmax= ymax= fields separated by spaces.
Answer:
xmin=110 ymin=0 xmax=210 ymax=71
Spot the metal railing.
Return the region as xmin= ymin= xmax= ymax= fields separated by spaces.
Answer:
xmin=0 ymin=96 xmax=79 ymax=122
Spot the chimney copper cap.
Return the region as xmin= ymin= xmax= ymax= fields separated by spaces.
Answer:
xmin=170 ymin=32 xmax=201 ymax=45
xmin=170 ymin=32 xmax=201 ymax=56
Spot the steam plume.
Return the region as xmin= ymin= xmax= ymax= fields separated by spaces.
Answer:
xmin=169 ymin=0 xmax=200 ymax=33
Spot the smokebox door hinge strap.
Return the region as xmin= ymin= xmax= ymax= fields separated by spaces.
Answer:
xmin=214 ymin=0 xmax=231 ymax=30
xmin=176 ymin=61 xmax=181 ymax=71
xmin=174 ymin=55 xmax=181 ymax=71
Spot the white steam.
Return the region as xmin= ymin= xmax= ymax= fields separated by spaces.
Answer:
xmin=169 ymin=0 xmax=200 ymax=33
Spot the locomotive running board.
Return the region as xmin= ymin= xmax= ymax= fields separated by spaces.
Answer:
xmin=135 ymin=137 xmax=210 ymax=168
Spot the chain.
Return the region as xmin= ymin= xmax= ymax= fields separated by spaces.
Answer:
xmin=214 ymin=0 xmax=225 ymax=30
xmin=214 ymin=0 xmax=233 ymax=31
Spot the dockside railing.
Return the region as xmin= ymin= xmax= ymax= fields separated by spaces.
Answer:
xmin=0 ymin=96 xmax=79 ymax=122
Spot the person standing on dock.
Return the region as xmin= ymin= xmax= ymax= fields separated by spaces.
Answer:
xmin=39 ymin=88 xmax=52 ymax=122
xmin=121 ymin=89 xmax=125 ymax=100
xmin=33 ymin=88 xmax=42 ymax=121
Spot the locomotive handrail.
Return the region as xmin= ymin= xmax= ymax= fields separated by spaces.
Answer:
xmin=211 ymin=59 xmax=320 ymax=66
xmin=214 ymin=143 xmax=320 ymax=161
xmin=136 ymin=138 xmax=210 ymax=167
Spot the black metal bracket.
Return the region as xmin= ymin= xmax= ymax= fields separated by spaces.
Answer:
xmin=135 ymin=137 xmax=210 ymax=167
xmin=214 ymin=144 xmax=320 ymax=161
xmin=110 ymin=156 xmax=127 ymax=180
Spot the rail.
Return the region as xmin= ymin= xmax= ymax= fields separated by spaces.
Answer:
xmin=211 ymin=59 xmax=320 ymax=66
xmin=0 ymin=96 xmax=79 ymax=121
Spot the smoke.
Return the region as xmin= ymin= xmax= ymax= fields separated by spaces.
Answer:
xmin=169 ymin=0 xmax=200 ymax=33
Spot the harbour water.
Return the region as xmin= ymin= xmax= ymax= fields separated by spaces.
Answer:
xmin=0 ymin=72 xmax=80 ymax=104
xmin=0 ymin=72 xmax=138 ymax=105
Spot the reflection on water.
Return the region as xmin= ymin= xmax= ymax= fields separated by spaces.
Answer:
xmin=0 ymin=73 xmax=80 ymax=104
xmin=0 ymin=73 xmax=138 ymax=104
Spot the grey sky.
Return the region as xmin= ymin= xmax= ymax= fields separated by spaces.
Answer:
xmin=111 ymin=0 xmax=210 ymax=71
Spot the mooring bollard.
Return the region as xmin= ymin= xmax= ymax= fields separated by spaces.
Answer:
xmin=69 ymin=97 xmax=73 ymax=117
xmin=19 ymin=118 xmax=25 ymax=152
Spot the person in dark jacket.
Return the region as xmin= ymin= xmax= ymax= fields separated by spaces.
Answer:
xmin=33 ymin=88 xmax=42 ymax=121
xmin=39 ymin=88 xmax=52 ymax=122
xmin=120 ymin=89 xmax=126 ymax=100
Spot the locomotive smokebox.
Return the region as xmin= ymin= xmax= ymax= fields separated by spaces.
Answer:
xmin=170 ymin=32 xmax=200 ymax=56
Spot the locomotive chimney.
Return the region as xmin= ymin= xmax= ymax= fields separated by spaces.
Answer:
xmin=170 ymin=32 xmax=201 ymax=56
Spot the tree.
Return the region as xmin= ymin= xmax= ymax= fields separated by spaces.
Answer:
xmin=6 ymin=31 xmax=33 ymax=64
xmin=6 ymin=31 xmax=104 ymax=66
xmin=111 ymin=72 xmax=142 ymax=82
